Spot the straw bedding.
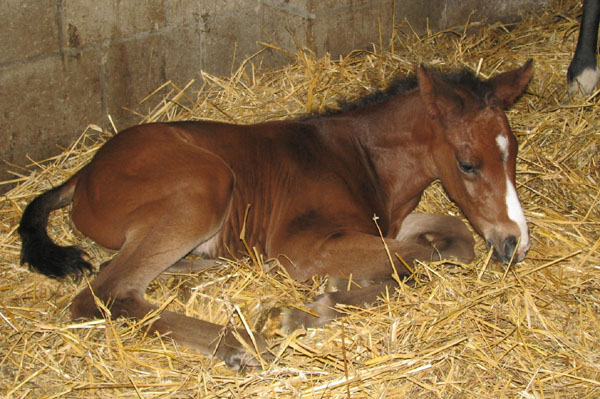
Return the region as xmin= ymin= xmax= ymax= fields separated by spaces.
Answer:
xmin=1 ymin=0 xmax=598 ymax=397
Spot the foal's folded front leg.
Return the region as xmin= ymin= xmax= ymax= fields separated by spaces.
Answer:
xmin=280 ymin=217 xmax=475 ymax=332
xmin=278 ymin=232 xmax=432 ymax=332
xmin=281 ymin=279 xmax=397 ymax=333
xmin=71 ymin=235 xmax=271 ymax=370
xmin=397 ymin=213 xmax=475 ymax=263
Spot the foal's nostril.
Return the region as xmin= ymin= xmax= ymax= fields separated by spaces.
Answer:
xmin=503 ymin=235 xmax=518 ymax=261
xmin=486 ymin=240 xmax=501 ymax=262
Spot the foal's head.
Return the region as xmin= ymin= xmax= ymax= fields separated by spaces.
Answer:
xmin=418 ymin=61 xmax=533 ymax=263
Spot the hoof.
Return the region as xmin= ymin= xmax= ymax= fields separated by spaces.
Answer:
xmin=256 ymin=307 xmax=284 ymax=339
xmin=281 ymin=293 xmax=338 ymax=334
xmin=215 ymin=328 xmax=272 ymax=371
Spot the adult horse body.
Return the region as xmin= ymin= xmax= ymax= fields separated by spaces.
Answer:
xmin=19 ymin=62 xmax=532 ymax=369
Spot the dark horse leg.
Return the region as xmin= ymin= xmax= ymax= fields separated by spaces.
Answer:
xmin=568 ymin=0 xmax=600 ymax=95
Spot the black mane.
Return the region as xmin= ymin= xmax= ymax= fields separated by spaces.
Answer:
xmin=312 ymin=67 xmax=493 ymax=117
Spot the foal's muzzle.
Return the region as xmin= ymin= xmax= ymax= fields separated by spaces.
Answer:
xmin=488 ymin=235 xmax=521 ymax=265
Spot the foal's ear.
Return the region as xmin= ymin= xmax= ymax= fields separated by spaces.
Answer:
xmin=486 ymin=59 xmax=534 ymax=109
xmin=417 ymin=64 xmax=442 ymax=119
xmin=418 ymin=65 xmax=462 ymax=121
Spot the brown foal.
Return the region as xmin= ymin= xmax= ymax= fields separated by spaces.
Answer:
xmin=19 ymin=61 xmax=533 ymax=369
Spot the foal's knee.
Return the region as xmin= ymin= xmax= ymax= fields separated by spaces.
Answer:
xmin=419 ymin=232 xmax=475 ymax=262
xmin=398 ymin=213 xmax=475 ymax=263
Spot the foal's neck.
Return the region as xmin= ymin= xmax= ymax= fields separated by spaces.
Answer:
xmin=331 ymin=92 xmax=438 ymax=228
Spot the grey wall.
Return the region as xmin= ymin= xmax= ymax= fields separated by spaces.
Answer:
xmin=0 ymin=0 xmax=545 ymax=186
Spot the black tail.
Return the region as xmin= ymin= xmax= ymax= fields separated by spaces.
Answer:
xmin=18 ymin=180 xmax=91 ymax=278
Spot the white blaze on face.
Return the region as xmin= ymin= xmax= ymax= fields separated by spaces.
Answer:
xmin=495 ymin=135 xmax=509 ymax=162
xmin=497 ymin=134 xmax=529 ymax=256
xmin=505 ymin=176 xmax=529 ymax=253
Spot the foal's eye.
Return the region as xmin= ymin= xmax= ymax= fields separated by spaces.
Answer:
xmin=458 ymin=161 xmax=477 ymax=175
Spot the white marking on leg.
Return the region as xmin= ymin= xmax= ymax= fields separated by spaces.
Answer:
xmin=505 ymin=176 xmax=529 ymax=255
xmin=568 ymin=66 xmax=600 ymax=96
xmin=496 ymin=135 xmax=509 ymax=162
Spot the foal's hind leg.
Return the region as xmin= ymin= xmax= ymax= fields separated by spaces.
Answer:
xmin=99 ymin=257 xmax=220 ymax=274
xmin=165 ymin=258 xmax=222 ymax=274
xmin=71 ymin=199 xmax=267 ymax=369
xmin=70 ymin=154 xmax=268 ymax=369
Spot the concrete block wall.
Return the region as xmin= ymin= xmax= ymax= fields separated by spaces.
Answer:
xmin=0 ymin=0 xmax=545 ymax=187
